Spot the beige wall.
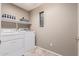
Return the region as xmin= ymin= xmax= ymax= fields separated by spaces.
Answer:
xmin=78 ymin=4 xmax=79 ymax=56
xmin=0 ymin=3 xmax=1 ymax=29
xmin=1 ymin=3 xmax=30 ymax=28
xmin=1 ymin=3 xmax=29 ymax=20
xmin=30 ymin=3 xmax=77 ymax=56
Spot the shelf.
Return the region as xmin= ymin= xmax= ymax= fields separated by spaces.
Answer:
xmin=16 ymin=21 xmax=31 ymax=24
xmin=1 ymin=19 xmax=31 ymax=24
xmin=1 ymin=19 xmax=16 ymax=23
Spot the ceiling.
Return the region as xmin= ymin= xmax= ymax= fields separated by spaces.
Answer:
xmin=13 ymin=3 xmax=42 ymax=11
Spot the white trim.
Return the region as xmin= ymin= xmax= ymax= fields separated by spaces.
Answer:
xmin=36 ymin=46 xmax=62 ymax=56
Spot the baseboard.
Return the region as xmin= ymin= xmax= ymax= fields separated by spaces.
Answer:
xmin=35 ymin=46 xmax=62 ymax=56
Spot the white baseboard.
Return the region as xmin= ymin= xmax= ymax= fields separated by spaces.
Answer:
xmin=36 ymin=46 xmax=62 ymax=56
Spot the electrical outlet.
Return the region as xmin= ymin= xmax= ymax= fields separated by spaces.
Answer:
xmin=50 ymin=43 xmax=53 ymax=47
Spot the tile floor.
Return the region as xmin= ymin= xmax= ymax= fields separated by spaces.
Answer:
xmin=24 ymin=47 xmax=58 ymax=56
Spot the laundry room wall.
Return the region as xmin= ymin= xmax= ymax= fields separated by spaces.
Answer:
xmin=1 ymin=3 xmax=30 ymax=28
xmin=30 ymin=3 xmax=77 ymax=56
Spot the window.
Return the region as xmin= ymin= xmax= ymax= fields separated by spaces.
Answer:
xmin=39 ymin=11 xmax=44 ymax=27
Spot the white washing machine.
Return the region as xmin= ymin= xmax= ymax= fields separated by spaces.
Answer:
xmin=24 ymin=31 xmax=35 ymax=52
